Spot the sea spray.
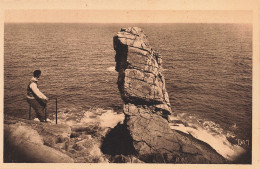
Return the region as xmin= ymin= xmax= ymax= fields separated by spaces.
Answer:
xmin=107 ymin=66 xmax=117 ymax=72
xmin=49 ymin=107 xmax=124 ymax=128
xmin=47 ymin=107 xmax=125 ymax=163
xmin=47 ymin=106 xmax=246 ymax=161
xmin=169 ymin=113 xmax=246 ymax=161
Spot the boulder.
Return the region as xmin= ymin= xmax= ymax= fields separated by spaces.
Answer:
xmin=4 ymin=119 xmax=73 ymax=163
xmin=113 ymin=27 xmax=226 ymax=163
xmin=69 ymin=136 xmax=108 ymax=163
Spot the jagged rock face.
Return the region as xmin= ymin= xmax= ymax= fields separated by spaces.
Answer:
xmin=114 ymin=27 xmax=226 ymax=163
xmin=114 ymin=27 xmax=172 ymax=119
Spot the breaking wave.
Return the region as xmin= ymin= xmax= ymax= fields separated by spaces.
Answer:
xmin=169 ymin=113 xmax=246 ymax=161
xmin=107 ymin=66 xmax=117 ymax=72
xmin=48 ymin=107 xmax=124 ymax=129
xmin=44 ymin=106 xmax=248 ymax=162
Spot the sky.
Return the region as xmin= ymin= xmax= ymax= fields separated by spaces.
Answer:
xmin=1 ymin=0 xmax=256 ymax=10
xmin=2 ymin=0 xmax=256 ymax=23
xmin=4 ymin=10 xmax=252 ymax=23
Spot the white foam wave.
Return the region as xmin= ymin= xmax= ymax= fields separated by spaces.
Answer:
xmin=107 ymin=66 xmax=116 ymax=72
xmin=52 ymin=107 xmax=246 ymax=161
xmin=169 ymin=114 xmax=246 ymax=161
xmin=54 ymin=108 xmax=124 ymax=129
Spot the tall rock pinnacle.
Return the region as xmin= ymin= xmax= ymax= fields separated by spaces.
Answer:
xmin=114 ymin=27 xmax=172 ymax=120
xmin=113 ymin=27 xmax=226 ymax=163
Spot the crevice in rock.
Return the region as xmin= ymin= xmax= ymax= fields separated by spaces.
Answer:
xmin=101 ymin=123 xmax=137 ymax=156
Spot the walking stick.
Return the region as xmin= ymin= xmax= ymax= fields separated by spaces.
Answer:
xmin=44 ymin=103 xmax=47 ymax=122
xmin=56 ymin=98 xmax=58 ymax=124
xmin=29 ymin=104 xmax=31 ymax=120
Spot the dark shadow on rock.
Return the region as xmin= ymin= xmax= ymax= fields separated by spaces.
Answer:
xmin=139 ymin=153 xmax=171 ymax=163
xmin=4 ymin=137 xmax=20 ymax=163
xmin=232 ymin=149 xmax=252 ymax=164
xmin=101 ymin=123 xmax=136 ymax=156
xmin=108 ymin=154 xmax=144 ymax=163
xmin=110 ymin=104 xmax=123 ymax=113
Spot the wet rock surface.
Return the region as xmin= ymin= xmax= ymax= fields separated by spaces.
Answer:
xmin=113 ymin=27 xmax=226 ymax=163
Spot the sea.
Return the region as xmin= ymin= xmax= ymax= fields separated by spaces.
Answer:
xmin=4 ymin=23 xmax=252 ymax=161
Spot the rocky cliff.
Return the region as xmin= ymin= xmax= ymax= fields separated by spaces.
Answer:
xmin=113 ymin=27 xmax=226 ymax=163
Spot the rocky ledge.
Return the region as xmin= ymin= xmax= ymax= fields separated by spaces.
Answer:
xmin=4 ymin=111 xmax=141 ymax=163
xmin=4 ymin=117 xmax=73 ymax=163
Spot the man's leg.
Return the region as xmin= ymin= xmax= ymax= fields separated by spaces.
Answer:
xmin=27 ymin=99 xmax=45 ymax=122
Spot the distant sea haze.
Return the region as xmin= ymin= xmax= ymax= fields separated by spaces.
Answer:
xmin=4 ymin=23 xmax=252 ymax=150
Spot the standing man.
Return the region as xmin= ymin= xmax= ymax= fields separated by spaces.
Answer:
xmin=26 ymin=70 xmax=48 ymax=122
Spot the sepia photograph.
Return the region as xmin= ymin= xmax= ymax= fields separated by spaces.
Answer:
xmin=0 ymin=0 xmax=259 ymax=168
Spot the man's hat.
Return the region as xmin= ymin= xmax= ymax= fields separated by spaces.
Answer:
xmin=33 ymin=70 xmax=41 ymax=77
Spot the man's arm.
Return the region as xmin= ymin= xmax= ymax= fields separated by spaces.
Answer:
xmin=30 ymin=83 xmax=48 ymax=100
